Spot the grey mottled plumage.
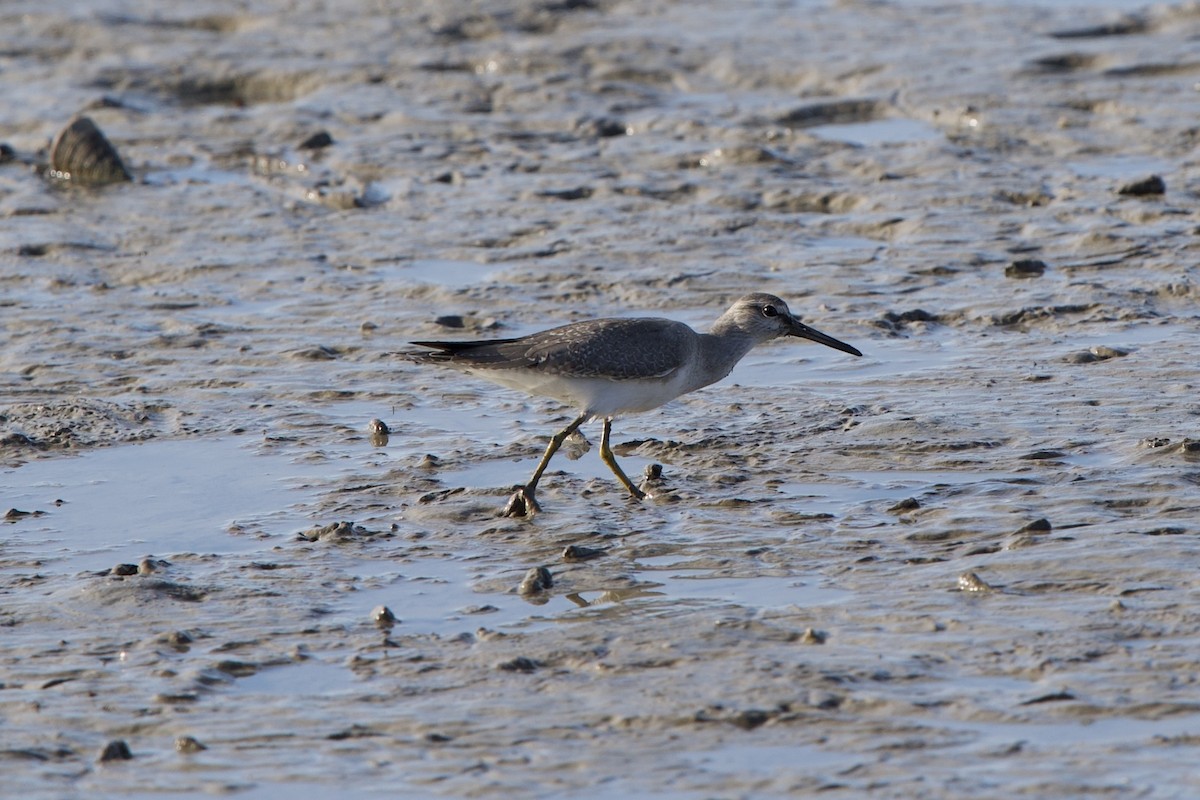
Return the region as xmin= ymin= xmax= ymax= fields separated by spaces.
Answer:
xmin=409 ymin=293 xmax=862 ymax=515
xmin=415 ymin=317 xmax=689 ymax=380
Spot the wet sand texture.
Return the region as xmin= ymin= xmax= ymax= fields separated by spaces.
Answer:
xmin=3 ymin=0 xmax=1200 ymax=797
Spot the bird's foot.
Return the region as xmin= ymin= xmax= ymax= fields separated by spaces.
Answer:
xmin=503 ymin=486 xmax=541 ymax=518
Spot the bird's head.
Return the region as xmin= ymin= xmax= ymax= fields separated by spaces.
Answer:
xmin=719 ymin=293 xmax=863 ymax=357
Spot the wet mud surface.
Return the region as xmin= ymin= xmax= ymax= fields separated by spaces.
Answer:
xmin=3 ymin=0 xmax=1200 ymax=796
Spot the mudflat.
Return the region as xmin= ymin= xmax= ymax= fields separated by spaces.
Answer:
xmin=3 ymin=0 xmax=1199 ymax=796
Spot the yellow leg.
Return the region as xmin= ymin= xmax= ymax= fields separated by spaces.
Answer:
xmin=503 ymin=413 xmax=588 ymax=517
xmin=526 ymin=412 xmax=588 ymax=491
xmin=599 ymin=417 xmax=646 ymax=500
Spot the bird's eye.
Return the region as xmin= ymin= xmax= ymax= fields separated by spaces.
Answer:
xmin=761 ymin=305 xmax=778 ymax=318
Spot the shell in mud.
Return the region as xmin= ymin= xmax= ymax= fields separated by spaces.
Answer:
xmin=48 ymin=116 xmax=132 ymax=185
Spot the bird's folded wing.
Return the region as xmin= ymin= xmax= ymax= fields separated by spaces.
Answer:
xmin=524 ymin=318 xmax=690 ymax=380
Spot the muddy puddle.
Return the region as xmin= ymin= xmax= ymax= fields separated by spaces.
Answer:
xmin=4 ymin=0 xmax=1200 ymax=796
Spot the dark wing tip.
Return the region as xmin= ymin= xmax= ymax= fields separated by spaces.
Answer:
xmin=407 ymin=336 xmax=532 ymax=367
xmin=409 ymin=337 xmax=521 ymax=352
xmin=409 ymin=340 xmax=458 ymax=351
xmin=404 ymin=341 xmax=460 ymax=363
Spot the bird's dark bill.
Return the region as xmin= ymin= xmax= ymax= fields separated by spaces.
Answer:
xmin=789 ymin=320 xmax=863 ymax=357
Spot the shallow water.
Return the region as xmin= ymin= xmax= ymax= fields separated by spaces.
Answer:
xmin=3 ymin=438 xmax=322 ymax=572
xmin=4 ymin=0 xmax=1200 ymax=796
xmin=810 ymin=118 xmax=945 ymax=146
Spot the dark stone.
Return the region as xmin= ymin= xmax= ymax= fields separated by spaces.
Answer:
xmin=97 ymin=740 xmax=133 ymax=762
xmin=1015 ymin=518 xmax=1052 ymax=534
xmin=299 ymin=131 xmax=334 ymax=149
xmin=1006 ymin=259 xmax=1046 ymax=279
xmin=497 ymin=656 xmax=541 ymax=673
xmin=1117 ymin=175 xmax=1165 ymax=196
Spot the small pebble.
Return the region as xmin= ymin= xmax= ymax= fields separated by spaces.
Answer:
xmin=805 ymin=690 xmax=842 ymax=709
xmin=110 ymin=563 xmax=138 ymax=576
xmin=462 ymin=604 xmax=499 ymax=615
xmin=561 ymin=544 xmax=604 ymax=562
xmin=299 ymin=131 xmax=334 ymax=150
xmin=372 ymin=605 xmax=397 ymax=627
xmin=1090 ymin=345 xmax=1129 ymax=360
xmin=730 ymin=709 xmax=771 ymax=730
xmin=579 ymin=116 xmax=630 ymax=137
xmin=138 ymin=557 xmax=165 ymax=575
xmin=798 ymin=627 xmax=826 ymax=644
xmin=518 ymin=566 xmax=553 ymax=595
xmin=497 ymin=656 xmax=540 ymax=673
xmin=1005 ymin=258 xmax=1046 ymax=279
xmin=537 ymin=186 xmax=593 ymax=201
xmin=1006 ymin=534 xmax=1041 ymax=549
xmin=97 ymin=739 xmax=133 ymax=762
xmin=1117 ymin=175 xmax=1165 ymax=196
xmin=958 ymin=572 xmax=995 ymax=592
xmin=888 ymin=497 xmax=920 ymax=513
xmin=174 ymin=736 xmax=207 ymax=754
xmin=298 ymin=521 xmax=360 ymax=541
xmin=215 ymin=659 xmax=258 ymax=677
xmin=1064 ymin=345 xmax=1129 ymax=364
xmin=1022 ymin=449 xmax=1066 ymax=460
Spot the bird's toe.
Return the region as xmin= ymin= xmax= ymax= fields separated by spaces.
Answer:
xmin=503 ymin=486 xmax=541 ymax=518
